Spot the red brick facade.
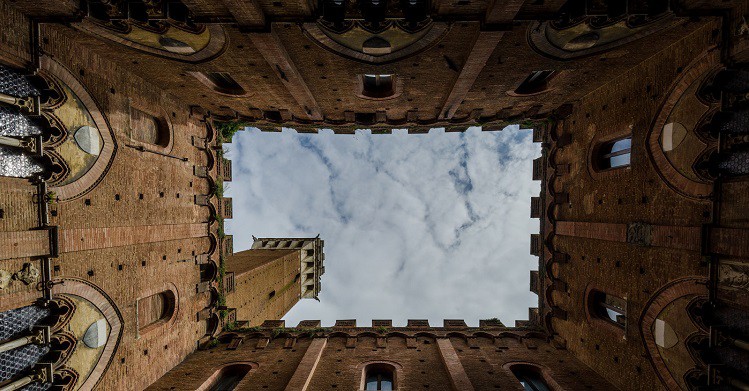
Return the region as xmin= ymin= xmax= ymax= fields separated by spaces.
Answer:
xmin=0 ymin=0 xmax=747 ymax=390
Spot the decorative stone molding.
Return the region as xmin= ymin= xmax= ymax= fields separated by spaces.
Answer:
xmin=51 ymin=279 xmax=122 ymax=391
xmin=41 ymin=56 xmax=117 ymax=201
xmin=627 ymin=222 xmax=653 ymax=246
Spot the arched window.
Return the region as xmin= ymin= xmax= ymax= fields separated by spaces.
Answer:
xmin=129 ymin=107 xmax=170 ymax=147
xmin=510 ymin=365 xmax=551 ymax=391
xmin=198 ymin=363 xmax=254 ymax=391
xmin=137 ymin=290 xmax=176 ymax=333
xmin=361 ymin=74 xmax=395 ymax=99
xmin=589 ymin=290 xmax=626 ymax=328
xmin=364 ymin=364 xmax=395 ymax=390
xmin=514 ymin=70 xmax=555 ymax=95
xmin=596 ymin=137 xmax=631 ymax=170
xmin=191 ymin=71 xmax=246 ymax=96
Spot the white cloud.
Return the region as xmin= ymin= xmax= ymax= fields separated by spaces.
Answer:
xmin=225 ymin=125 xmax=541 ymax=327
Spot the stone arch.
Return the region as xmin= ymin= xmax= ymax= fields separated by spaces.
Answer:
xmin=639 ymin=277 xmax=709 ymax=391
xmin=205 ymin=312 xmax=220 ymax=337
xmin=50 ymin=278 xmax=123 ymax=391
xmin=75 ymin=21 xmax=227 ymax=64
xmin=127 ymin=103 xmax=174 ymax=154
xmin=646 ymin=50 xmax=720 ymax=199
xmin=586 ymin=124 xmax=633 ymax=180
xmin=528 ymin=14 xmax=680 ymax=61
xmin=196 ymin=362 xmax=258 ymax=391
xmin=357 ymin=360 xmax=403 ymax=390
xmin=41 ymin=56 xmax=117 ymax=201
xmin=136 ymin=284 xmax=179 ymax=336
xmin=502 ymin=361 xmax=563 ymax=391
xmin=302 ymin=21 xmax=448 ymax=65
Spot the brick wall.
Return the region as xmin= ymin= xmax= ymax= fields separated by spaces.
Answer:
xmin=147 ymin=325 xmax=615 ymax=391
xmin=226 ymin=249 xmax=302 ymax=326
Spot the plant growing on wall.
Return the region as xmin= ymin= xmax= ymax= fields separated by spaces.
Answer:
xmin=216 ymin=120 xmax=247 ymax=143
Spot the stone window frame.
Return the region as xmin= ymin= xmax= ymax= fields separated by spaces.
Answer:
xmin=507 ymin=70 xmax=557 ymax=97
xmin=639 ymin=277 xmax=708 ymax=390
xmin=593 ymin=136 xmax=632 ymax=171
xmin=50 ymin=278 xmax=123 ymax=391
xmin=135 ymin=283 xmax=179 ymax=338
xmin=502 ymin=362 xmax=562 ymax=391
xmin=301 ymin=22 xmax=449 ymax=65
xmin=189 ymin=71 xmax=248 ymax=97
xmin=356 ymin=74 xmax=403 ymax=100
xmin=586 ymin=127 xmax=634 ymax=179
xmin=583 ymin=285 xmax=628 ymax=338
xmin=645 ymin=51 xmax=719 ymax=199
xmin=526 ymin=16 xmax=679 ymax=61
xmin=126 ymin=101 xmax=174 ymax=154
xmin=196 ymin=361 xmax=258 ymax=391
xmin=41 ymin=56 xmax=118 ymax=202
xmin=357 ymin=360 xmax=402 ymax=390
xmin=74 ymin=22 xmax=227 ymax=63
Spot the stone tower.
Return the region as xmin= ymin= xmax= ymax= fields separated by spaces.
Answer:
xmin=225 ymin=237 xmax=325 ymax=326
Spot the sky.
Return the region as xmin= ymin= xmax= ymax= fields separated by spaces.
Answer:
xmin=225 ymin=125 xmax=541 ymax=327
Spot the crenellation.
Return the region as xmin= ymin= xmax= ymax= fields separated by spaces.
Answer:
xmin=0 ymin=1 xmax=746 ymax=390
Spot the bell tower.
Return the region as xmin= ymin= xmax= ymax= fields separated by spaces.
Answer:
xmin=224 ymin=237 xmax=325 ymax=326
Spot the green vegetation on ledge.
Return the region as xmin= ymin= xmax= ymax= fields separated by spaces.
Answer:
xmin=216 ymin=120 xmax=247 ymax=144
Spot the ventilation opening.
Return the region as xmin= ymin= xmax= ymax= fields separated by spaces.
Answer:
xmin=264 ymin=110 xmax=283 ymax=122
xmin=514 ymin=70 xmax=555 ymax=95
xmin=355 ymin=112 xmax=377 ymax=125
